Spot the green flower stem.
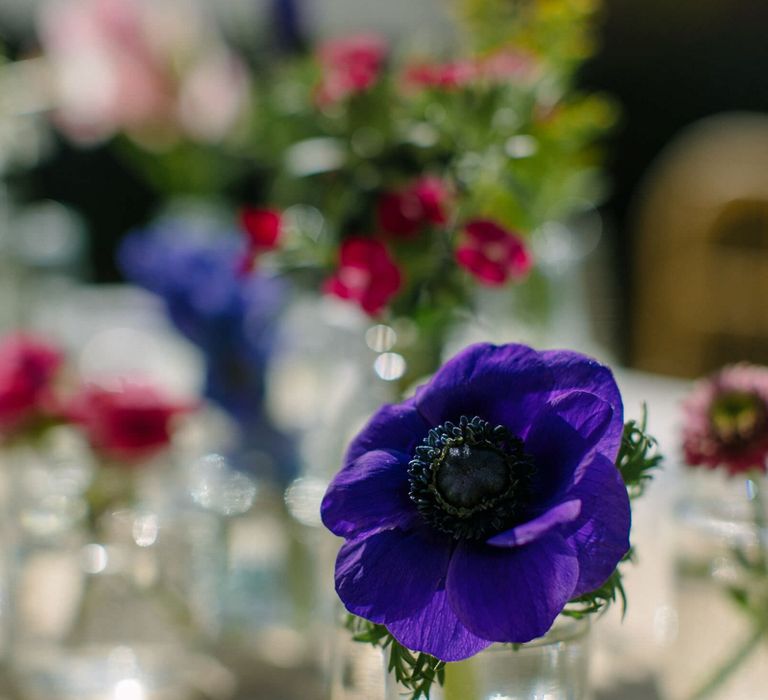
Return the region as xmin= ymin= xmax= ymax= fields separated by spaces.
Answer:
xmin=749 ymin=472 xmax=767 ymax=575
xmin=443 ymin=657 xmax=479 ymax=700
xmin=686 ymin=472 xmax=768 ymax=700
xmin=687 ymin=624 xmax=766 ymax=700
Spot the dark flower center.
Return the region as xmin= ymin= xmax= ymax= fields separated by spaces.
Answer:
xmin=710 ymin=390 xmax=768 ymax=448
xmin=408 ymin=416 xmax=534 ymax=540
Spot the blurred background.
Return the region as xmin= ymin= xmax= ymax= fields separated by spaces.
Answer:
xmin=1 ymin=2 xmax=768 ymax=700
xmin=3 ymin=0 xmax=768 ymax=373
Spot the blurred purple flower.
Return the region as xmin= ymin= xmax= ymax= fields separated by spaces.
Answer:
xmin=321 ymin=343 xmax=630 ymax=661
xmin=118 ymin=219 xmax=297 ymax=483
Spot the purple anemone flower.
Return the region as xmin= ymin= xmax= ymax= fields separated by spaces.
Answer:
xmin=321 ymin=343 xmax=630 ymax=661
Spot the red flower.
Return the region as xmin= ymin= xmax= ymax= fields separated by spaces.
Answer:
xmin=377 ymin=177 xmax=450 ymax=238
xmin=0 ymin=333 xmax=63 ymax=438
xmin=404 ymin=60 xmax=477 ymax=90
xmin=682 ymin=364 xmax=768 ymax=476
xmin=324 ymin=238 xmax=401 ymax=316
xmin=68 ymin=381 xmax=193 ymax=463
xmin=315 ymin=34 xmax=388 ymax=105
xmin=455 ymin=219 xmax=532 ymax=286
xmin=239 ymin=207 xmax=282 ymax=271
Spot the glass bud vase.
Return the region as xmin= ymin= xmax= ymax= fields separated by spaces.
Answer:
xmin=7 ymin=438 xmax=233 ymax=700
xmin=661 ymin=473 xmax=768 ymax=700
xmin=382 ymin=617 xmax=590 ymax=700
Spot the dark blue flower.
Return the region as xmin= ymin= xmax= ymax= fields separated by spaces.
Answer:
xmin=321 ymin=343 xmax=630 ymax=661
xmin=118 ymin=219 xmax=298 ymax=483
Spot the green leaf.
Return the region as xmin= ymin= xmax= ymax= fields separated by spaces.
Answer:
xmin=617 ymin=404 xmax=663 ymax=499
xmin=345 ymin=615 xmax=446 ymax=700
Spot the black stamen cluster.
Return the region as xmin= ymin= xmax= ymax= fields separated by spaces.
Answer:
xmin=408 ymin=415 xmax=534 ymax=540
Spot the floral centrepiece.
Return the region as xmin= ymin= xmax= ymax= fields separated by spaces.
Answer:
xmin=322 ymin=342 xmax=658 ymax=686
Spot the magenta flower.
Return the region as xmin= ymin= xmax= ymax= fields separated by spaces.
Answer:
xmin=0 ymin=333 xmax=64 ymax=439
xmin=324 ymin=238 xmax=401 ymax=316
xmin=321 ymin=343 xmax=630 ymax=661
xmin=315 ymin=33 xmax=388 ymax=106
xmin=67 ymin=381 xmax=194 ymax=464
xmin=683 ymin=364 xmax=768 ymax=475
xmin=377 ymin=177 xmax=450 ymax=238
xmin=455 ymin=219 xmax=532 ymax=286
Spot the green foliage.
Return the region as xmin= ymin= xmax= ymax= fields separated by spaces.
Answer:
xmin=345 ymin=615 xmax=445 ymax=700
xmin=618 ymin=405 xmax=663 ymax=499
xmin=564 ymin=549 xmax=631 ymax=620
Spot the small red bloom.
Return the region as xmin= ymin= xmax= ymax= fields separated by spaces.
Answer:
xmin=377 ymin=177 xmax=450 ymax=238
xmin=239 ymin=207 xmax=282 ymax=272
xmin=241 ymin=207 xmax=282 ymax=251
xmin=455 ymin=219 xmax=532 ymax=286
xmin=68 ymin=381 xmax=193 ymax=463
xmin=324 ymin=238 xmax=401 ymax=316
xmin=0 ymin=333 xmax=63 ymax=439
xmin=315 ymin=34 xmax=388 ymax=106
xmin=683 ymin=364 xmax=768 ymax=476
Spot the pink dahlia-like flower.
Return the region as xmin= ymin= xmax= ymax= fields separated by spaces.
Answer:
xmin=682 ymin=364 xmax=768 ymax=475
xmin=0 ymin=334 xmax=64 ymax=439
xmin=377 ymin=177 xmax=450 ymax=238
xmin=455 ymin=219 xmax=532 ymax=286
xmin=324 ymin=238 xmax=401 ymax=316
xmin=315 ymin=33 xmax=388 ymax=106
xmin=68 ymin=381 xmax=193 ymax=463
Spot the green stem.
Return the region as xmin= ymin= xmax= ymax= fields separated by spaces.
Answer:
xmin=687 ymin=625 xmax=766 ymax=700
xmin=443 ymin=657 xmax=478 ymax=700
xmin=686 ymin=473 xmax=768 ymax=700
xmin=749 ymin=473 xmax=768 ymax=575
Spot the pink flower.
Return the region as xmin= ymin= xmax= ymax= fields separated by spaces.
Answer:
xmin=315 ymin=33 xmax=388 ymax=106
xmin=403 ymin=60 xmax=477 ymax=90
xmin=324 ymin=238 xmax=401 ymax=316
xmin=68 ymin=381 xmax=193 ymax=463
xmin=682 ymin=364 xmax=768 ymax=476
xmin=0 ymin=334 xmax=64 ymax=439
xmin=455 ymin=219 xmax=533 ymax=286
xmin=38 ymin=0 xmax=249 ymax=145
xmin=376 ymin=177 xmax=450 ymax=238
xmin=403 ymin=49 xmax=537 ymax=92
xmin=478 ymin=49 xmax=539 ymax=83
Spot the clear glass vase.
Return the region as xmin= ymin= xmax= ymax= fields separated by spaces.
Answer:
xmin=391 ymin=616 xmax=591 ymax=700
xmin=331 ymin=615 xmax=590 ymax=700
xmin=661 ymin=474 xmax=768 ymax=700
xmin=6 ymin=434 xmax=233 ymax=700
